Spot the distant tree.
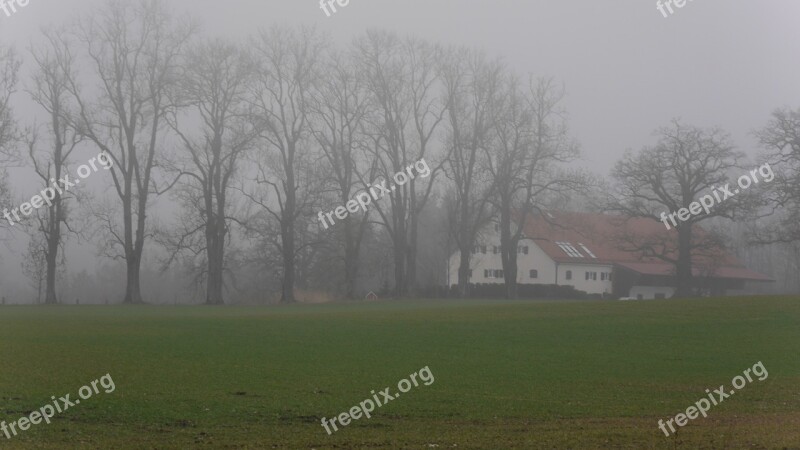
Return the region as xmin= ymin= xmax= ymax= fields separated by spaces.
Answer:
xmin=247 ymin=26 xmax=326 ymax=303
xmin=65 ymin=0 xmax=195 ymax=303
xmin=163 ymin=39 xmax=257 ymax=305
xmin=22 ymin=237 xmax=48 ymax=304
xmin=23 ymin=29 xmax=86 ymax=305
xmin=608 ymin=120 xmax=747 ymax=297
xmin=488 ymin=76 xmax=581 ymax=299
xmin=353 ymin=31 xmax=446 ymax=297
xmin=441 ymin=47 xmax=503 ymax=298
xmin=0 ymin=46 xmax=20 ymax=231
xmin=752 ymin=107 xmax=800 ymax=243
xmin=309 ymin=49 xmax=371 ymax=298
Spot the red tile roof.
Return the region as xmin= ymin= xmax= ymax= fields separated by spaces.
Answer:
xmin=518 ymin=211 xmax=772 ymax=281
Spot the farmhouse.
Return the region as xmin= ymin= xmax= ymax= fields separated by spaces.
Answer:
xmin=447 ymin=211 xmax=772 ymax=299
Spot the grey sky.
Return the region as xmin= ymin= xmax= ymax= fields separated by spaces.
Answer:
xmin=3 ymin=0 xmax=799 ymax=172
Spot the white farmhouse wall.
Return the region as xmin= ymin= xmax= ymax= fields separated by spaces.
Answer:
xmin=556 ymin=264 xmax=613 ymax=295
xmin=515 ymin=239 xmax=557 ymax=284
xmin=447 ymin=233 xmax=562 ymax=287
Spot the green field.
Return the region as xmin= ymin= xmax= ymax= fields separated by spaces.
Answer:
xmin=0 ymin=297 xmax=798 ymax=449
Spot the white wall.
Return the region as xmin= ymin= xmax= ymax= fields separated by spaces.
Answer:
xmin=556 ymin=264 xmax=613 ymax=295
xmin=515 ymin=239 xmax=557 ymax=284
xmin=447 ymin=225 xmax=560 ymax=285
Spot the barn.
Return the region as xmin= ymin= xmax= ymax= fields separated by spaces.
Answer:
xmin=447 ymin=211 xmax=773 ymax=299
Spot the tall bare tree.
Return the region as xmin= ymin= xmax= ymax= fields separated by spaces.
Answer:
xmin=21 ymin=236 xmax=50 ymax=304
xmin=441 ymin=47 xmax=503 ymax=298
xmin=65 ymin=0 xmax=194 ymax=303
xmin=489 ymin=76 xmax=581 ymax=299
xmin=354 ymin=31 xmax=445 ymax=296
xmin=162 ymin=40 xmax=257 ymax=305
xmin=310 ymin=50 xmax=371 ymax=298
xmin=609 ymin=120 xmax=745 ymax=297
xmin=248 ymin=26 xmax=326 ymax=303
xmin=24 ymin=30 xmax=85 ymax=304
xmin=753 ymin=107 xmax=800 ymax=243
xmin=0 ymin=45 xmax=20 ymax=227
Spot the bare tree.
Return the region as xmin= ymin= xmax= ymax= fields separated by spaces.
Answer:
xmin=23 ymin=30 xmax=85 ymax=304
xmin=354 ymin=31 xmax=446 ymax=297
xmin=489 ymin=76 xmax=581 ymax=299
xmin=21 ymin=236 xmax=48 ymax=304
xmin=309 ymin=50 xmax=371 ymax=298
xmin=248 ymin=26 xmax=326 ymax=303
xmin=65 ymin=0 xmax=195 ymax=303
xmin=608 ymin=120 xmax=745 ymax=297
xmin=752 ymin=107 xmax=800 ymax=243
xmin=441 ymin=47 xmax=503 ymax=298
xmin=164 ymin=39 xmax=258 ymax=305
xmin=0 ymin=45 xmax=20 ymax=230
xmin=0 ymin=45 xmax=19 ymax=150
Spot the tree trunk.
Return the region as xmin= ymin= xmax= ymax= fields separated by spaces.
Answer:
xmin=281 ymin=226 xmax=296 ymax=303
xmin=499 ymin=202 xmax=518 ymax=299
xmin=280 ymin=201 xmax=296 ymax=304
xmin=393 ymin=232 xmax=407 ymax=298
xmin=457 ymin=244 xmax=471 ymax=298
xmin=123 ymin=251 xmax=143 ymax=304
xmin=406 ymin=208 xmax=419 ymax=297
xmin=205 ymin=223 xmax=225 ymax=305
xmin=343 ymin=216 xmax=358 ymax=299
xmin=674 ymin=225 xmax=694 ymax=298
xmin=44 ymin=239 xmax=58 ymax=304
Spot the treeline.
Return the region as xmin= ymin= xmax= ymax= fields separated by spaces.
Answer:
xmin=0 ymin=0 xmax=798 ymax=304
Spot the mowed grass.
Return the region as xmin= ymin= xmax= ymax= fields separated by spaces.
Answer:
xmin=0 ymin=297 xmax=799 ymax=449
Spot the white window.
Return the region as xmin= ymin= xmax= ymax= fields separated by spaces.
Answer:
xmin=484 ymin=269 xmax=491 ymax=278
xmin=530 ymin=269 xmax=538 ymax=279
xmin=565 ymin=270 xmax=572 ymax=280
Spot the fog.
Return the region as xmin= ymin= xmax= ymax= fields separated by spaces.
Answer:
xmin=1 ymin=0 xmax=799 ymax=303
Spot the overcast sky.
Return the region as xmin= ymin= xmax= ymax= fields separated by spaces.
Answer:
xmin=1 ymin=0 xmax=799 ymax=285
xmin=3 ymin=0 xmax=799 ymax=172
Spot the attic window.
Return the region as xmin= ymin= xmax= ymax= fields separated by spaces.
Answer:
xmin=578 ymin=243 xmax=597 ymax=259
xmin=555 ymin=241 xmax=584 ymax=258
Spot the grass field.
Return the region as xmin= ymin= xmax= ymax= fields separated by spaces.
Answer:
xmin=0 ymin=297 xmax=799 ymax=449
